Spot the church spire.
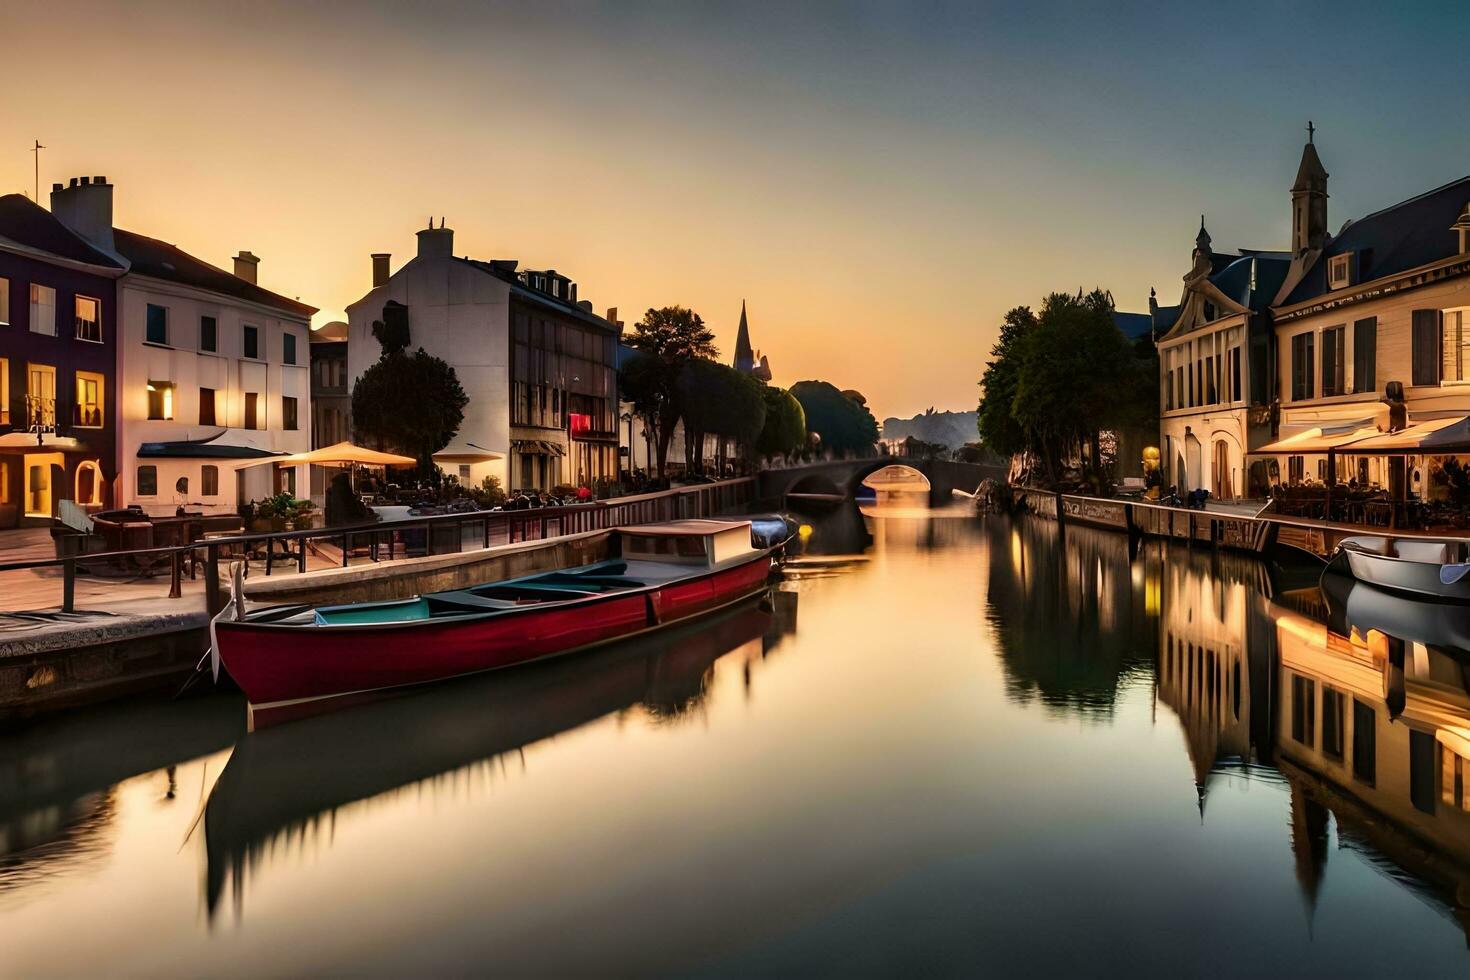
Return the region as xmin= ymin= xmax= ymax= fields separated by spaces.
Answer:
xmin=733 ymin=299 xmax=755 ymax=374
xmin=1291 ymin=125 xmax=1329 ymax=254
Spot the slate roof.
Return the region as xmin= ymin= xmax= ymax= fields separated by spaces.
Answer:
xmin=455 ymin=257 xmax=618 ymax=333
xmin=137 ymin=432 xmax=285 ymax=459
xmin=1281 ymin=176 xmax=1470 ymax=306
xmin=1212 ymin=251 xmax=1291 ymax=312
xmin=114 ymin=229 xmax=316 ymax=318
xmin=0 ymin=193 xmax=125 ymax=269
xmin=1111 ymin=311 xmax=1153 ymax=340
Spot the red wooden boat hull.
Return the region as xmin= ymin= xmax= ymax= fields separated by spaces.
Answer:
xmin=215 ymin=551 xmax=775 ymax=719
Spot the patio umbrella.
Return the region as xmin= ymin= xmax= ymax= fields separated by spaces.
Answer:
xmin=272 ymin=441 xmax=416 ymax=467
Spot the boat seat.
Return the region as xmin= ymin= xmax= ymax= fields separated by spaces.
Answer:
xmin=424 ymin=591 xmax=520 ymax=614
xmin=1393 ymin=539 xmax=1467 ymax=564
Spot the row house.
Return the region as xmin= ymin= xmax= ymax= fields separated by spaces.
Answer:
xmin=346 ymin=221 xmax=621 ymax=494
xmin=47 ymin=177 xmax=316 ymax=517
xmin=1267 ymin=164 xmax=1470 ymax=501
xmin=0 ymin=192 xmax=124 ymax=526
xmin=1152 ymin=224 xmax=1288 ymax=500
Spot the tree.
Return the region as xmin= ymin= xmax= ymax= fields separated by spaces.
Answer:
xmin=976 ymin=305 xmax=1034 ymax=459
xmin=619 ymin=306 xmax=719 ymax=476
xmin=352 ymin=301 xmax=469 ymax=473
xmin=678 ymin=360 xmax=767 ymax=474
xmin=756 ymin=386 xmax=807 ymax=461
xmin=789 ymin=380 xmax=879 ymax=457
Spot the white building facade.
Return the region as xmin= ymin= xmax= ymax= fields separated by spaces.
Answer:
xmin=48 ymin=178 xmax=315 ymax=516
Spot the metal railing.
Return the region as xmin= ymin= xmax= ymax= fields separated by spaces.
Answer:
xmin=0 ymin=477 xmax=757 ymax=616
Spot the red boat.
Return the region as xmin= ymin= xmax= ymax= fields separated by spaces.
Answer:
xmin=211 ymin=520 xmax=786 ymax=729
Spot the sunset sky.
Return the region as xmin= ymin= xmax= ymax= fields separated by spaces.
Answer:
xmin=4 ymin=0 xmax=1468 ymax=420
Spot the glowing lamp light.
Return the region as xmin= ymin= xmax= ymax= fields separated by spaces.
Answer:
xmin=798 ymin=524 xmax=814 ymax=541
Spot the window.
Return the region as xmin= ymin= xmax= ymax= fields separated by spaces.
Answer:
xmin=1291 ymin=674 xmax=1315 ymax=746
xmin=1288 ymin=456 xmax=1305 ymax=485
xmin=0 ymin=277 xmax=9 ymax=325
xmin=283 ymin=332 xmax=297 ymax=365
xmin=0 ymin=461 xmax=7 ymax=504
xmin=1411 ymin=729 xmax=1437 ymax=815
xmin=0 ymin=357 xmax=8 ymax=425
xmin=74 ymin=296 xmax=101 ymax=342
xmin=282 ymin=395 xmax=298 ymax=431
xmin=74 ymin=371 xmax=103 ymax=428
xmin=201 ymin=464 xmax=219 ymax=497
xmin=243 ymin=324 xmax=259 ymax=359
xmin=1228 ymin=347 xmax=1242 ymax=402
xmin=1449 ymin=310 xmax=1470 ymax=383
xmin=1412 ymin=309 xmax=1442 ymax=386
xmin=26 ymin=363 xmax=56 ymax=431
xmin=29 ymin=284 xmax=56 ymax=336
xmin=1291 ymin=332 xmax=1315 ymax=400
xmin=200 ymin=315 xmax=217 ymax=353
xmin=1322 ymin=688 xmax=1344 ymax=760
xmin=1321 ymin=325 xmax=1345 ymax=396
xmin=146 ymin=304 xmax=168 ymax=345
xmin=199 ymin=387 xmax=217 ymax=426
xmin=1329 ymin=253 xmax=1351 ymax=290
xmin=244 ymin=391 xmax=260 ymax=430
xmin=146 ymin=380 xmax=174 ymax=420
xmin=1352 ymin=698 xmax=1376 ymax=785
xmin=459 ymin=464 xmax=471 ymax=481
xmin=137 ymin=465 xmax=158 ymax=496
xmin=75 ymin=461 xmax=101 ymax=506
xmin=1353 ymin=317 xmax=1377 ymax=394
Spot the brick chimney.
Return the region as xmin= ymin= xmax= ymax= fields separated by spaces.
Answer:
xmin=50 ymin=176 xmax=115 ymax=253
xmin=233 ymin=251 xmax=260 ymax=284
xmin=416 ymin=218 xmax=453 ymax=260
xmin=371 ymin=253 xmax=391 ymax=287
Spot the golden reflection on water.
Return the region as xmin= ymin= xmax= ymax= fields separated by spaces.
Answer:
xmin=5 ymin=507 xmax=1470 ymax=974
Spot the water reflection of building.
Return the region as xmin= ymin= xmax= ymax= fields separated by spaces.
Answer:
xmin=1154 ymin=546 xmax=1279 ymax=807
xmin=985 ymin=517 xmax=1159 ymax=716
xmin=203 ymin=595 xmax=793 ymax=918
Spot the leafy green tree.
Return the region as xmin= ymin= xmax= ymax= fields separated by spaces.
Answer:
xmin=790 ymin=380 xmax=879 ymax=457
xmin=678 ymin=360 xmax=767 ymax=474
xmin=352 ymin=307 xmax=469 ymax=473
xmin=619 ymin=306 xmax=719 ymax=476
xmin=976 ymin=305 xmax=1034 ymax=458
xmin=756 ymin=386 xmax=807 ymax=461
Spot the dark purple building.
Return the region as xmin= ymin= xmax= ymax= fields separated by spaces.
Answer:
xmin=0 ymin=192 xmax=124 ymax=527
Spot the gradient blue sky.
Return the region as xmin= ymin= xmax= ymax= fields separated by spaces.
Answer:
xmin=2 ymin=0 xmax=1467 ymax=419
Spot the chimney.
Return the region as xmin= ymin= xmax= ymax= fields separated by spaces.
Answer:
xmin=416 ymin=218 xmax=453 ymax=260
xmin=50 ymin=175 xmax=115 ymax=253
xmin=233 ymin=251 xmax=260 ymax=284
xmin=371 ymin=253 xmax=391 ymax=288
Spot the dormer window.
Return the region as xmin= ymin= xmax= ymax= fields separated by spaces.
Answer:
xmin=1454 ymin=202 xmax=1470 ymax=254
xmin=1329 ymin=253 xmax=1352 ymax=290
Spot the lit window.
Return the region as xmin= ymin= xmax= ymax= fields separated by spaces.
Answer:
xmin=29 ymin=283 xmax=56 ymax=336
xmin=26 ymin=363 xmax=55 ymax=431
xmin=0 ymin=277 xmax=11 ymax=325
xmin=146 ymin=380 xmax=175 ymax=420
xmin=0 ymin=357 xmax=8 ymax=425
xmin=75 ymin=371 xmax=104 ymax=428
xmin=146 ymin=304 xmax=168 ymax=345
xmin=75 ymin=295 xmax=101 ymax=342
xmin=75 ymin=461 xmax=102 ymax=506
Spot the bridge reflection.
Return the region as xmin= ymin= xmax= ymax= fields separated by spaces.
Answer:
xmin=987 ymin=514 xmax=1470 ymax=937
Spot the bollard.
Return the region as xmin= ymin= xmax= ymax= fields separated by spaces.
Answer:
xmin=62 ymin=557 xmax=76 ymax=613
xmin=169 ymin=550 xmax=183 ymax=598
xmin=298 ymin=536 xmax=307 ymax=574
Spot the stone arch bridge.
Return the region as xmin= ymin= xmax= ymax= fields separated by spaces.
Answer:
xmin=757 ymin=458 xmax=1005 ymax=508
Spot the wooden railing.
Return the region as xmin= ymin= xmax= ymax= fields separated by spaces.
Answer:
xmin=0 ymin=477 xmax=757 ymax=616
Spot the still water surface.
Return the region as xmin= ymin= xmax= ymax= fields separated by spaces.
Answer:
xmin=5 ymin=504 xmax=1470 ymax=976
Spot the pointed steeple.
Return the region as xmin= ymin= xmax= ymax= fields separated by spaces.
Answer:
xmin=1291 ymin=125 xmax=1330 ymax=254
xmin=733 ymin=300 xmax=755 ymax=374
xmin=1196 ymin=215 xmax=1212 ymax=255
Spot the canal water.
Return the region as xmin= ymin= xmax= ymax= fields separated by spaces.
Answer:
xmin=4 ymin=502 xmax=1470 ymax=976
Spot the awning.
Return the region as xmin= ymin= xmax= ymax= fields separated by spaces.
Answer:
xmin=0 ymin=432 xmax=86 ymax=453
xmin=273 ymin=441 xmax=416 ymax=467
xmin=1253 ymin=424 xmax=1380 ymax=454
xmin=1339 ymin=415 xmax=1470 ymax=453
xmin=510 ymin=439 xmax=565 ymax=456
xmin=433 ymin=441 xmax=504 ymax=463
xmin=137 ymin=432 xmax=285 ymax=459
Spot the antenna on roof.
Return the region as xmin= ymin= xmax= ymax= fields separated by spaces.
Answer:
xmin=30 ymin=139 xmax=45 ymax=202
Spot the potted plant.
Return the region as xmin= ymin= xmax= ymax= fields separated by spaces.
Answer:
xmin=247 ymin=498 xmax=275 ymax=535
xmin=288 ymin=498 xmax=316 ymax=530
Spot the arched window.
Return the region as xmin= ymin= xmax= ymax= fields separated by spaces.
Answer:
xmin=75 ymin=460 xmax=102 ymax=506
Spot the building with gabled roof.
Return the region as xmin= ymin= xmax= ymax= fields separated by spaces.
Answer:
xmin=346 ymin=220 xmax=622 ymax=493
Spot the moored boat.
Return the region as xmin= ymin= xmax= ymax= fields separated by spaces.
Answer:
xmin=1325 ymin=535 xmax=1470 ymax=602
xmin=212 ymin=519 xmax=790 ymax=728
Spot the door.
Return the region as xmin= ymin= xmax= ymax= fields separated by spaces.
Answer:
xmin=24 ymin=454 xmax=52 ymax=517
xmin=1212 ymin=440 xmax=1233 ymax=500
xmin=1185 ymin=433 xmax=1203 ymax=492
